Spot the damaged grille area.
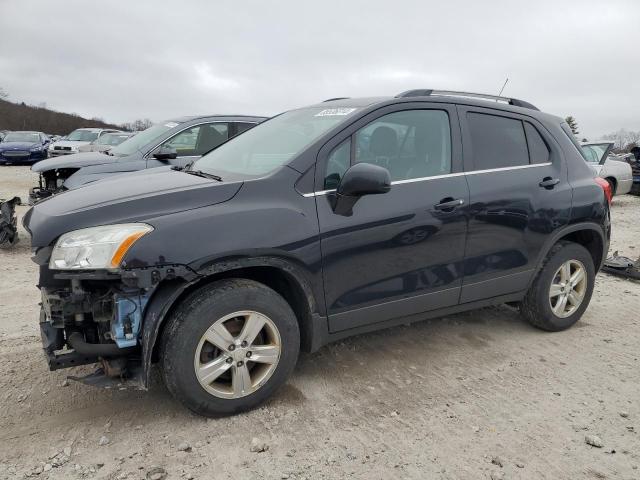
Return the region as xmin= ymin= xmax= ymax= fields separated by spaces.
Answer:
xmin=37 ymin=264 xmax=193 ymax=387
xmin=29 ymin=168 xmax=79 ymax=205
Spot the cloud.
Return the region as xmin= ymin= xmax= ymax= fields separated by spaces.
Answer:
xmin=193 ymin=62 xmax=241 ymax=91
xmin=0 ymin=0 xmax=638 ymax=138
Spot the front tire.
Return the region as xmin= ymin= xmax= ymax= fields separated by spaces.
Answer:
xmin=520 ymin=242 xmax=595 ymax=331
xmin=160 ymin=279 xmax=300 ymax=417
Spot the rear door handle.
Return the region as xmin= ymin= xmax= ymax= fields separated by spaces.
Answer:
xmin=434 ymin=198 xmax=464 ymax=211
xmin=539 ymin=177 xmax=560 ymax=189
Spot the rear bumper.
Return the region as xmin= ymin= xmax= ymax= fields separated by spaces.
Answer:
xmin=616 ymin=178 xmax=633 ymax=196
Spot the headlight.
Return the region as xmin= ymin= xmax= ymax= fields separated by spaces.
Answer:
xmin=31 ymin=146 xmax=42 ymax=152
xmin=49 ymin=223 xmax=153 ymax=270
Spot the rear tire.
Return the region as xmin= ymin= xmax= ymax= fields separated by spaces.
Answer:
xmin=520 ymin=241 xmax=595 ymax=331
xmin=160 ymin=279 xmax=300 ymax=417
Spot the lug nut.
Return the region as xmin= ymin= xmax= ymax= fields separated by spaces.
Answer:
xmin=240 ymin=341 xmax=248 ymax=348
xmin=228 ymin=344 xmax=236 ymax=351
xmin=246 ymin=351 xmax=252 ymax=358
xmin=237 ymin=361 xmax=244 ymax=367
xmin=226 ymin=357 xmax=233 ymax=364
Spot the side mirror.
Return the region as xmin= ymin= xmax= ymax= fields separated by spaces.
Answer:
xmin=332 ymin=163 xmax=391 ymax=216
xmin=152 ymin=146 xmax=178 ymax=160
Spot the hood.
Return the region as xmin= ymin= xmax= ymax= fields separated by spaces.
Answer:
xmin=24 ymin=168 xmax=242 ymax=247
xmin=32 ymin=151 xmax=117 ymax=171
xmin=0 ymin=141 xmax=40 ymax=150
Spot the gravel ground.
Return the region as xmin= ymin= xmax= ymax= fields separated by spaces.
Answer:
xmin=0 ymin=166 xmax=639 ymax=480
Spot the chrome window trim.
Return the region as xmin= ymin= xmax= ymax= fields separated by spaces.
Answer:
xmin=464 ymin=162 xmax=552 ymax=176
xmin=302 ymin=162 xmax=553 ymax=197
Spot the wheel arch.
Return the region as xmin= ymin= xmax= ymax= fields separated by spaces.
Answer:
xmin=140 ymin=257 xmax=325 ymax=388
xmin=529 ymin=222 xmax=607 ymax=290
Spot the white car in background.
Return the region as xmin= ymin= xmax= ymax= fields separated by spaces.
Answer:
xmin=580 ymin=141 xmax=633 ymax=196
xmin=48 ymin=128 xmax=121 ymax=157
xmin=77 ymin=131 xmax=135 ymax=153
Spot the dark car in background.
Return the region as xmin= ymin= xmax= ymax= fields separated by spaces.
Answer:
xmin=78 ymin=131 xmax=135 ymax=153
xmin=24 ymin=90 xmax=610 ymax=416
xmin=29 ymin=115 xmax=266 ymax=204
xmin=0 ymin=131 xmax=50 ymax=165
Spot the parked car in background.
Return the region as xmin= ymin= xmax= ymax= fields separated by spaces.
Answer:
xmin=24 ymin=90 xmax=610 ymax=416
xmin=48 ymin=128 xmax=121 ymax=157
xmin=625 ymin=147 xmax=640 ymax=195
xmin=29 ymin=115 xmax=266 ymax=203
xmin=0 ymin=131 xmax=50 ymax=165
xmin=78 ymin=131 xmax=135 ymax=153
xmin=580 ymin=141 xmax=632 ymax=196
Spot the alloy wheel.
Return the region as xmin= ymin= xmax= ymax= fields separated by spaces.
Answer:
xmin=193 ymin=311 xmax=281 ymax=399
xmin=549 ymin=259 xmax=587 ymax=318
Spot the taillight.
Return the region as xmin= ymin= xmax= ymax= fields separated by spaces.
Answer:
xmin=594 ymin=177 xmax=612 ymax=205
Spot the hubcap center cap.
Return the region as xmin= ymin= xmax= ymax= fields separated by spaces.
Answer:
xmin=231 ymin=346 xmax=249 ymax=362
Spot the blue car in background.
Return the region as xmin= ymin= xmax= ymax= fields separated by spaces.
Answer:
xmin=0 ymin=131 xmax=50 ymax=165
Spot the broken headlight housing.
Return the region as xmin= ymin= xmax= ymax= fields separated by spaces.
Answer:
xmin=49 ymin=223 xmax=153 ymax=271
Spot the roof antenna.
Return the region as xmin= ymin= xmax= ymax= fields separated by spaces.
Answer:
xmin=497 ymin=77 xmax=509 ymax=98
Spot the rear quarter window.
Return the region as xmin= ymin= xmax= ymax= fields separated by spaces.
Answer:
xmin=524 ymin=122 xmax=551 ymax=164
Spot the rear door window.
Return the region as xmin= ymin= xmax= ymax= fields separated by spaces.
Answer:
xmin=196 ymin=123 xmax=229 ymax=155
xmin=467 ymin=113 xmax=529 ymax=169
xmin=234 ymin=122 xmax=257 ymax=136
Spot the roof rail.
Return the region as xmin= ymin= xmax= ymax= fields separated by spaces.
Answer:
xmin=323 ymin=97 xmax=350 ymax=102
xmin=395 ymin=89 xmax=539 ymax=111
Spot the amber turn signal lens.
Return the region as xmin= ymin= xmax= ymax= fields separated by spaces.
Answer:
xmin=109 ymin=230 xmax=149 ymax=268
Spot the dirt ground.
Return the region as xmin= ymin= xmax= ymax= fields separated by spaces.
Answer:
xmin=0 ymin=166 xmax=639 ymax=480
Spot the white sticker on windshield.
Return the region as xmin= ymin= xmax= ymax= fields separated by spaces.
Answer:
xmin=314 ymin=108 xmax=357 ymax=117
xmin=164 ymin=122 xmax=179 ymax=128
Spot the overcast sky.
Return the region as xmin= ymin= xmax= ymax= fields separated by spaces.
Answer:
xmin=1 ymin=0 xmax=638 ymax=139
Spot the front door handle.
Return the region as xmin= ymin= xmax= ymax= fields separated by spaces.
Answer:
xmin=539 ymin=177 xmax=560 ymax=189
xmin=434 ymin=198 xmax=464 ymax=211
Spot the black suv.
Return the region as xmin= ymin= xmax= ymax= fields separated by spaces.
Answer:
xmin=24 ymin=90 xmax=610 ymax=416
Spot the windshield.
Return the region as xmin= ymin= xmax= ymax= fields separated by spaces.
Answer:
xmin=110 ymin=123 xmax=174 ymax=156
xmin=4 ymin=132 xmax=40 ymax=143
xmin=193 ymin=107 xmax=359 ymax=178
xmin=581 ymin=143 xmax=611 ymax=164
xmin=66 ymin=129 xmax=99 ymax=142
xmin=97 ymin=133 xmax=131 ymax=146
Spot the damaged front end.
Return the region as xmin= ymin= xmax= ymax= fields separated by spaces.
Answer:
xmin=30 ymin=221 xmax=185 ymax=389
xmin=40 ymin=270 xmax=149 ymax=386
xmin=29 ymin=168 xmax=79 ymax=205
xmin=38 ymin=265 xmax=194 ymax=389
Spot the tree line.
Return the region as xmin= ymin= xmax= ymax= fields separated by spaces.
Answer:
xmin=565 ymin=116 xmax=639 ymax=152
xmin=0 ymin=95 xmax=153 ymax=135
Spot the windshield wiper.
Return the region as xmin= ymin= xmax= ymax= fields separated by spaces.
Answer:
xmin=184 ymin=169 xmax=223 ymax=182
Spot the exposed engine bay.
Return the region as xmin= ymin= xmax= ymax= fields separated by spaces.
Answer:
xmin=29 ymin=169 xmax=79 ymax=204
xmin=38 ymin=265 xmax=191 ymax=388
